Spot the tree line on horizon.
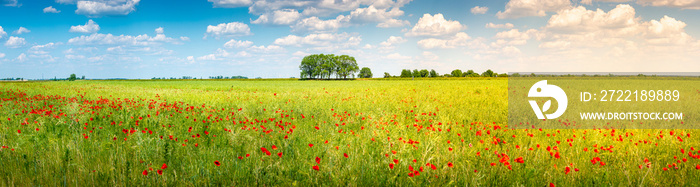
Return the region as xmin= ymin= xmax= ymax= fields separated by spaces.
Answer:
xmin=384 ymin=69 xmax=506 ymax=78
xmin=299 ymin=54 xmax=372 ymax=79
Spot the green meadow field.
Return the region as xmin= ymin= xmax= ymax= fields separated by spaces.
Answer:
xmin=0 ymin=78 xmax=699 ymax=186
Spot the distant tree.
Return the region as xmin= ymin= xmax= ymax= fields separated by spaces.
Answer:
xmin=81 ymin=75 xmax=85 ymax=80
xmin=464 ymin=70 xmax=479 ymax=77
xmin=450 ymin=69 xmax=463 ymax=77
xmin=384 ymin=72 xmax=391 ymax=78
xmin=419 ymin=69 xmax=429 ymax=77
xmin=482 ymin=69 xmax=495 ymax=77
xmin=400 ymin=69 xmax=412 ymax=77
xmin=412 ymin=69 xmax=420 ymax=77
xmin=429 ymin=69 xmax=438 ymax=77
xmin=498 ymin=73 xmax=508 ymax=77
xmin=68 ymin=74 xmax=77 ymax=81
xmin=358 ymin=67 xmax=373 ymax=78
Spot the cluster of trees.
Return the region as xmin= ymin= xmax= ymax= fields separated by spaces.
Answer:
xmin=385 ymin=69 xmax=505 ymax=78
xmin=68 ymin=74 xmax=86 ymax=81
xmin=208 ymin=75 xmax=248 ymax=79
xmin=0 ymin=78 xmax=24 ymax=81
xmin=299 ymin=54 xmax=366 ymax=79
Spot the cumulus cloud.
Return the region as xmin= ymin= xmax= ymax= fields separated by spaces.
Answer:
xmin=0 ymin=26 xmax=6 ymax=39
xmin=405 ymin=14 xmax=466 ymax=37
xmin=0 ymin=53 xmax=4 ymax=58
xmin=223 ymin=39 xmax=253 ymax=48
xmin=251 ymin=9 xmax=302 ymax=25
xmin=75 ymin=0 xmax=141 ymax=17
xmin=496 ymin=0 xmax=570 ymax=19
xmin=378 ymin=36 xmax=406 ymax=52
xmin=155 ymin=27 xmax=164 ymax=34
xmin=15 ymin=53 xmax=27 ymax=62
xmin=68 ymin=32 xmax=180 ymax=46
xmin=417 ymin=32 xmax=471 ymax=49
xmin=208 ymin=0 xmax=252 ymax=8
xmin=43 ymin=6 xmax=61 ymax=13
xmin=29 ymin=42 xmax=60 ymax=55
xmin=5 ymin=36 xmax=26 ymax=48
xmin=70 ymin=19 xmax=100 ymax=33
xmin=471 ymin=6 xmax=488 ymax=14
xmin=485 ymin=23 xmax=514 ymax=29
xmin=273 ymin=32 xmax=361 ymax=48
xmin=535 ymin=4 xmax=696 ymax=50
xmin=289 ymin=6 xmax=409 ymax=33
xmin=13 ymin=27 xmax=30 ymax=34
xmin=637 ymin=0 xmax=700 ymax=9
xmin=206 ymin=22 xmax=252 ymax=38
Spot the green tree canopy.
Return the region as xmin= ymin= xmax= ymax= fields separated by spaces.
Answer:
xmin=450 ymin=69 xmax=463 ymax=77
xmin=68 ymin=74 xmax=77 ymax=81
xmin=299 ymin=54 xmax=359 ymax=79
xmin=429 ymin=69 xmax=438 ymax=77
xmin=358 ymin=67 xmax=373 ymax=78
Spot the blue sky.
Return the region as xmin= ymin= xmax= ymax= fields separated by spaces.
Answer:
xmin=1 ymin=0 xmax=699 ymax=79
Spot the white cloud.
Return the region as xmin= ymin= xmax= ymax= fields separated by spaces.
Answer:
xmin=75 ymin=0 xmax=141 ymax=17
xmin=378 ymin=36 xmax=406 ymax=52
xmin=5 ymin=36 xmax=26 ymax=48
xmin=3 ymin=0 xmax=19 ymax=7
xmin=224 ymin=39 xmax=253 ymax=48
xmin=471 ymin=6 xmax=488 ymax=14
xmin=417 ymin=32 xmax=471 ymax=49
xmin=405 ymin=14 xmax=466 ymax=37
xmin=43 ymin=6 xmax=61 ymax=13
xmin=68 ymin=33 xmax=180 ymax=46
xmin=496 ymin=0 xmax=570 ymax=19
xmin=13 ymin=27 xmax=30 ymax=34
xmin=251 ymin=9 xmax=302 ymax=25
xmin=0 ymin=53 xmax=5 ymax=58
xmin=0 ymin=26 xmax=6 ymax=39
xmin=273 ymin=32 xmax=361 ymax=47
xmin=637 ymin=0 xmax=700 ymax=9
xmin=15 ymin=53 xmax=27 ymax=62
xmin=155 ymin=27 xmax=164 ymax=34
xmin=248 ymin=45 xmax=284 ymax=53
xmin=70 ymin=19 xmax=100 ymax=33
xmin=206 ymin=22 xmax=252 ymax=38
xmin=378 ymin=19 xmax=410 ymax=28
xmin=381 ymin=36 xmax=407 ymax=46
xmin=29 ymin=42 xmax=60 ymax=54
xmin=485 ymin=23 xmax=514 ymax=29
xmin=208 ymin=0 xmax=252 ymax=7
xmin=644 ymin=15 xmax=692 ymax=45
xmin=291 ymin=16 xmax=349 ymax=33
xmin=348 ymin=6 xmax=408 ymax=28
xmin=385 ymin=53 xmax=411 ymax=60
xmin=186 ymin=56 xmax=195 ymax=63
xmin=492 ymin=29 xmax=536 ymax=46
xmin=180 ymin=36 xmax=190 ymax=41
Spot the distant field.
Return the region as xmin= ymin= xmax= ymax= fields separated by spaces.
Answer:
xmin=0 ymin=78 xmax=699 ymax=186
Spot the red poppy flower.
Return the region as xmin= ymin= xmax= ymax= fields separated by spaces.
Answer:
xmin=309 ymin=144 xmax=314 ymax=147
xmin=389 ymin=163 xmax=394 ymax=169
xmin=393 ymin=159 xmax=399 ymax=164
xmin=214 ymin=160 xmax=221 ymax=166
xmin=278 ymin=152 xmax=283 ymax=157
xmin=142 ymin=170 xmax=148 ymax=176
xmin=312 ymin=165 xmax=319 ymax=171
xmin=515 ymin=157 xmax=524 ymax=164
xmin=157 ymin=170 xmax=163 ymax=175
xmin=565 ymin=166 xmax=571 ymax=174
xmin=315 ymin=157 xmax=321 ymax=164
xmin=161 ymin=163 xmax=167 ymax=169
xmin=344 ymin=153 xmax=348 ymax=158
xmin=448 ymin=162 xmax=453 ymax=167
xmin=272 ymin=145 xmax=278 ymax=150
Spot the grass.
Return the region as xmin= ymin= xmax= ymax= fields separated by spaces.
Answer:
xmin=0 ymin=78 xmax=698 ymax=186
